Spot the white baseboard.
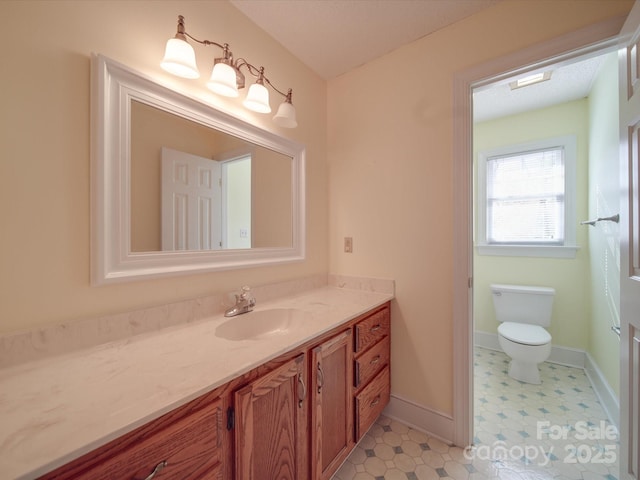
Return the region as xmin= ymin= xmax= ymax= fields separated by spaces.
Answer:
xmin=383 ymin=394 xmax=454 ymax=445
xmin=384 ymin=337 xmax=619 ymax=445
xmin=474 ymin=330 xmax=501 ymax=351
xmin=474 ymin=330 xmax=585 ymax=368
xmin=474 ymin=330 xmax=619 ymax=427
xmin=584 ymin=352 xmax=619 ymax=428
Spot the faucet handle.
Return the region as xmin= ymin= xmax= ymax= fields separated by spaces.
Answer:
xmin=242 ymin=286 xmax=256 ymax=309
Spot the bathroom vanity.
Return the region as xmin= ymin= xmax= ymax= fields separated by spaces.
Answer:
xmin=0 ymin=285 xmax=392 ymax=480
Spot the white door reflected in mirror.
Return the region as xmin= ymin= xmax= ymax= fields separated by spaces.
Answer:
xmin=161 ymin=147 xmax=223 ymax=251
xmin=160 ymin=148 xmax=253 ymax=251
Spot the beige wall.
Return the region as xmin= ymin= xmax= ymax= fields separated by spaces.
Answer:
xmin=252 ymin=149 xmax=293 ymax=248
xmin=0 ymin=1 xmax=327 ymax=334
xmin=473 ymin=100 xmax=591 ymax=351
xmin=328 ymin=1 xmax=632 ymax=415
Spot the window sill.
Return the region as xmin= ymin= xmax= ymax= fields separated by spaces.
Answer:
xmin=476 ymin=244 xmax=580 ymax=259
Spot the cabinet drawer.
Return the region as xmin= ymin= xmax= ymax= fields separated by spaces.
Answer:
xmin=71 ymin=401 xmax=223 ymax=480
xmin=355 ymin=366 xmax=390 ymax=440
xmin=354 ymin=307 xmax=390 ymax=354
xmin=100 ymin=403 xmax=222 ymax=479
xmin=354 ymin=335 xmax=389 ymax=389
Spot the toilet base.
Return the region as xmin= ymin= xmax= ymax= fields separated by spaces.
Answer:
xmin=498 ymin=332 xmax=551 ymax=385
xmin=508 ymin=359 xmax=541 ymax=384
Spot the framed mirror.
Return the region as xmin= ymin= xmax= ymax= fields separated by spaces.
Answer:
xmin=91 ymin=54 xmax=305 ymax=285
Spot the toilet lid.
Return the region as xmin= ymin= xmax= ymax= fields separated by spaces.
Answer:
xmin=498 ymin=322 xmax=551 ymax=346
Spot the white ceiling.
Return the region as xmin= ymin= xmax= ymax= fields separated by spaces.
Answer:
xmin=473 ymin=54 xmax=609 ymax=122
xmin=229 ymin=0 xmax=611 ymax=121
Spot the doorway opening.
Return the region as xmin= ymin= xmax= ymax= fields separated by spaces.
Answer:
xmin=221 ymin=154 xmax=252 ymax=249
xmin=462 ymin=36 xmax=622 ymax=479
xmin=451 ymin=15 xmax=625 ymax=453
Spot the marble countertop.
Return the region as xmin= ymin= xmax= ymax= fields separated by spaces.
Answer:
xmin=0 ymin=286 xmax=393 ymax=480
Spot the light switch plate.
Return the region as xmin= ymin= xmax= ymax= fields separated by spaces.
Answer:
xmin=344 ymin=237 xmax=353 ymax=253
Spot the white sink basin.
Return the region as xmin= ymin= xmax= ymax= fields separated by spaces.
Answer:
xmin=215 ymin=308 xmax=309 ymax=341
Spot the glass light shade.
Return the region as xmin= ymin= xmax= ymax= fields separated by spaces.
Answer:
xmin=243 ymin=83 xmax=271 ymax=113
xmin=207 ymin=62 xmax=239 ymax=97
xmin=160 ymin=38 xmax=200 ymax=79
xmin=273 ymin=101 xmax=297 ymax=128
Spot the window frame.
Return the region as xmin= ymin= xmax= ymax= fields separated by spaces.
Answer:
xmin=476 ymin=135 xmax=579 ymax=258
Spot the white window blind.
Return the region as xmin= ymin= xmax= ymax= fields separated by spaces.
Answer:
xmin=486 ymin=147 xmax=565 ymax=245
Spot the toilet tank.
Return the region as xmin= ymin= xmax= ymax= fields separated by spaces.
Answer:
xmin=490 ymin=284 xmax=555 ymax=327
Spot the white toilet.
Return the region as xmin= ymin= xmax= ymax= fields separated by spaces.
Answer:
xmin=491 ymin=284 xmax=555 ymax=384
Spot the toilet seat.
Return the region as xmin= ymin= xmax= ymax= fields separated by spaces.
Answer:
xmin=498 ymin=322 xmax=551 ymax=346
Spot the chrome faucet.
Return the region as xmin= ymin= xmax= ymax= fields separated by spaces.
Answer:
xmin=224 ymin=286 xmax=256 ymax=317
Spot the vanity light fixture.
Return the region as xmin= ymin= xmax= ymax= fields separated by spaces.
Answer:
xmin=161 ymin=15 xmax=297 ymax=128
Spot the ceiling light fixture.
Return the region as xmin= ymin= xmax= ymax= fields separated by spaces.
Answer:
xmin=161 ymin=15 xmax=297 ymax=128
xmin=509 ymin=71 xmax=552 ymax=90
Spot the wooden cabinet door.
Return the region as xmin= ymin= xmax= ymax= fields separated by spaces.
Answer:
xmin=234 ymin=353 xmax=308 ymax=480
xmin=311 ymin=330 xmax=354 ymax=480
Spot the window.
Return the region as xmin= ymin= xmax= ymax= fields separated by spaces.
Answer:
xmin=487 ymin=148 xmax=564 ymax=244
xmin=477 ymin=136 xmax=578 ymax=258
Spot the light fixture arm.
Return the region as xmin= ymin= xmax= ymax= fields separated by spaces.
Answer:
xmin=264 ymin=78 xmax=294 ymax=102
xmin=163 ymin=15 xmax=298 ymax=127
xmin=174 ymin=17 xmax=238 ymax=78
xmin=173 ymin=15 xmax=292 ymax=97
xmin=174 ymin=15 xmax=226 ymax=51
xmin=235 ymin=59 xmax=291 ymax=99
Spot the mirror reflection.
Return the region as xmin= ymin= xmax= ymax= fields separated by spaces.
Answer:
xmin=130 ymin=100 xmax=293 ymax=252
xmin=91 ymin=54 xmax=305 ymax=285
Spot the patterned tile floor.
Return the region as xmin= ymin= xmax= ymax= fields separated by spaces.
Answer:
xmin=332 ymin=347 xmax=619 ymax=480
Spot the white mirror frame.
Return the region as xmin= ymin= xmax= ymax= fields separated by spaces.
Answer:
xmin=91 ymin=54 xmax=305 ymax=285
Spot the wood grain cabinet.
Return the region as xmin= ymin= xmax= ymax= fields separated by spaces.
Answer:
xmin=234 ymin=353 xmax=308 ymax=480
xmin=40 ymin=392 xmax=224 ymax=480
xmin=310 ymin=329 xmax=354 ymax=480
xmin=353 ymin=305 xmax=391 ymax=440
xmin=38 ymin=302 xmax=391 ymax=480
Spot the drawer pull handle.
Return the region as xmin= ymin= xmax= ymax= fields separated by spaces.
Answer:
xmin=298 ymin=373 xmax=306 ymax=408
xmin=370 ymin=395 xmax=381 ymax=408
xmin=370 ymin=355 xmax=381 ymax=365
xmin=144 ymin=460 xmax=168 ymax=480
xmin=371 ymin=324 xmax=381 ymax=333
xmin=317 ymin=362 xmax=325 ymax=394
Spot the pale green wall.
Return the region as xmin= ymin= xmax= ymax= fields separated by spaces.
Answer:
xmin=474 ymin=100 xmax=591 ymax=350
xmin=587 ymin=52 xmax=620 ymax=396
xmin=226 ymin=157 xmax=252 ymax=249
